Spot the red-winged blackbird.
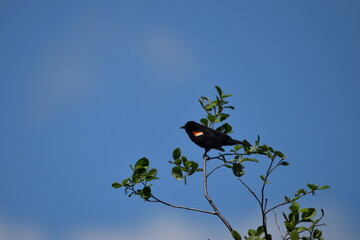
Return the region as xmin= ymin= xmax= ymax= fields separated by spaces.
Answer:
xmin=181 ymin=121 xmax=251 ymax=153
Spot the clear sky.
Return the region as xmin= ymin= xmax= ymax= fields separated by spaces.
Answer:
xmin=1 ymin=1 xmax=359 ymax=239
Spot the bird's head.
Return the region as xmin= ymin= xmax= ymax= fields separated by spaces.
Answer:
xmin=180 ymin=121 xmax=197 ymax=130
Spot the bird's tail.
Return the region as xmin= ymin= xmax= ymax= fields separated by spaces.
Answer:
xmin=229 ymin=139 xmax=251 ymax=147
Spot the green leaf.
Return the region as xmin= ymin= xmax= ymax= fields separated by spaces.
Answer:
xmin=276 ymin=151 xmax=286 ymax=159
xmin=297 ymin=226 xmax=307 ymax=232
xmin=289 ymin=201 xmax=300 ymax=212
xmin=295 ymin=188 xmax=306 ymax=196
xmin=214 ymin=117 xmax=222 ymax=123
xmin=318 ymin=185 xmax=330 ymax=190
xmin=224 ymin=105 xmax=235 ymax=110
xmin=181 ymin=156 xmax=188 ymax=164
xmin=215 ymin=85 xmax=223 ymax=97
xmin=112 ymin=182 xmax=122 ymax=188
xmin=205 ymin=103 xmax=215 ymax=111
xmin=200 ymin=118 xmax=208 ymax=126
xmin=172 ymin=148 xmax=181 ymax=160
xmin=290 ymin=230 xmax=299 ymax=240
xmin=313 ymin=229 xmax=322 ymax=238
xmin=307 ymin=183 xmax=318 ymax=191
xmin=135 ymin=157 xmax=149 ymax=170
xmin=266 ymin=152 xmax=273 ymax=159
xmin=240 ymin=158 xmax=259 ymax=163
xmin=279 ymin=161 xmax=289 ymax=166
xmin=146 ymin=168 xmax=158 ymax=181
xmin=301 ymin=208 xmax=316 ymax=220
xmin=122 ymin=178 xmax=130 ymax=186
xmin=174 ymin=159 xmax=182 ymax=165
xmin=222 ymin=94 xmax=233 ymax=99
xmin=232 ymin=163 xmax=244 ymax=177
xmin=231 ymin=230 xmax=242 ymax=240
xmin=260 ymin=175 xmax=269 ymax=183
xmin=142 ymin=186 xmax=151 ymax=200
xmin=200 ymin=96 xmax=209 ymax=102
xmin=132 ymin=168 xmax=147 ymax=183
xmin=207 ymin=114 xmax=216 ymax=122
xmin=234 ymin=145 xmax=243 ymax=151
xmin=172 ymin=166 xmax=183 ymax=180
xmin=256 ymin=226 xmax=264 ymax=236
xmin=220 ymin=113 xmax=229 ymax=121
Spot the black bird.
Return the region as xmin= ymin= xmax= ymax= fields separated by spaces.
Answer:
xmin=181 ymin=121 xmax=250 ymax=154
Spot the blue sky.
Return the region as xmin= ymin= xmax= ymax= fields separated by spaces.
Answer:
xmin=1 ymin=1 xmax=359 ymax=239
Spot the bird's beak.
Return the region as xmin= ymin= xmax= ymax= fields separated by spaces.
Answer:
xmin=180 ymin=126 xmax=185 ymax=129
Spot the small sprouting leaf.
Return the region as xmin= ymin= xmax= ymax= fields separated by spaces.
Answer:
xmin=295 ymin=188 xmax=306 ymax=196
xmin=174 ymin=159 xmax=182 ymax=165
xmin=222 ymin=94 xmax=232 ymax=98
xmin=307 ymin=183 xmax=318 ymax=191
xmin=181 ymin=156 xmax=188 ymax=164
xmin=276 ymin=151 xmax=286 ymax=159
xmin=200 ymin=96 xmax=209 ymax=102
xmin=172 ymin=166 xmax=183 ymax=180
xmin=122 ymin=178 xmax=130 ymax=186
xmin=232 ymin=163 xmax=244 ymax=177
xmin=289 ymin=201 xmax=300 ymax=212
xmin=231 ymin=230 xmax=242 ymax=240
xmin=172 ymin=148 xmax=181 ymax=160
xmin=260 ymin=175 xmax=267 ymax=183
xmin=112 ymin=182 xmax=122 ymax=188
xmin=198 ymin=99 xmax=204 ymax=108
xmin=234 ymin=145 xmax=243 ymax=151
xmin=224 ymin=105 xmax=235 ymax=110
xmin=280 ymin=161 xmax=289 ymax=166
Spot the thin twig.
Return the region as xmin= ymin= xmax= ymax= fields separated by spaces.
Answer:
xmin=148 ymin=195 xmax=216 ymax=215
xmin=239 ymin=178 xmax=262 ymax=206
xmin=207 ymin=158 xmax=238 ymax=177
xmin=265 ymin=189 xmax=318 ymax=215
xmin=273 ymin=211 xmax=285 ymax=240
xmin=207 ymin=152 xmax=257 ymax=160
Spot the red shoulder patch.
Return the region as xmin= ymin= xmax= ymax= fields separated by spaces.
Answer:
xmin=192 ymin=131 xmax=204 ymax=136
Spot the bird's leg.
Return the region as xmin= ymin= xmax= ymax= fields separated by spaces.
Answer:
xmin=203 ymin=150 xmax=210 ymax=160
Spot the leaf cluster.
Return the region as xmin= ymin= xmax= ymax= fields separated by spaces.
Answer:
xmin=169 ymin=148 xmax=202 ymax=184
xmin=112 ymin=157 xmax=158 ymax=200
xmin=282 ymin=200 xmax=325 ymax=240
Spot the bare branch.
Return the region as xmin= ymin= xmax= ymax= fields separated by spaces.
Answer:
xmin=149 ymin=195 xmax=216 ymax=215
xmin=203 ymin=155 xmax=234 ymax=232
